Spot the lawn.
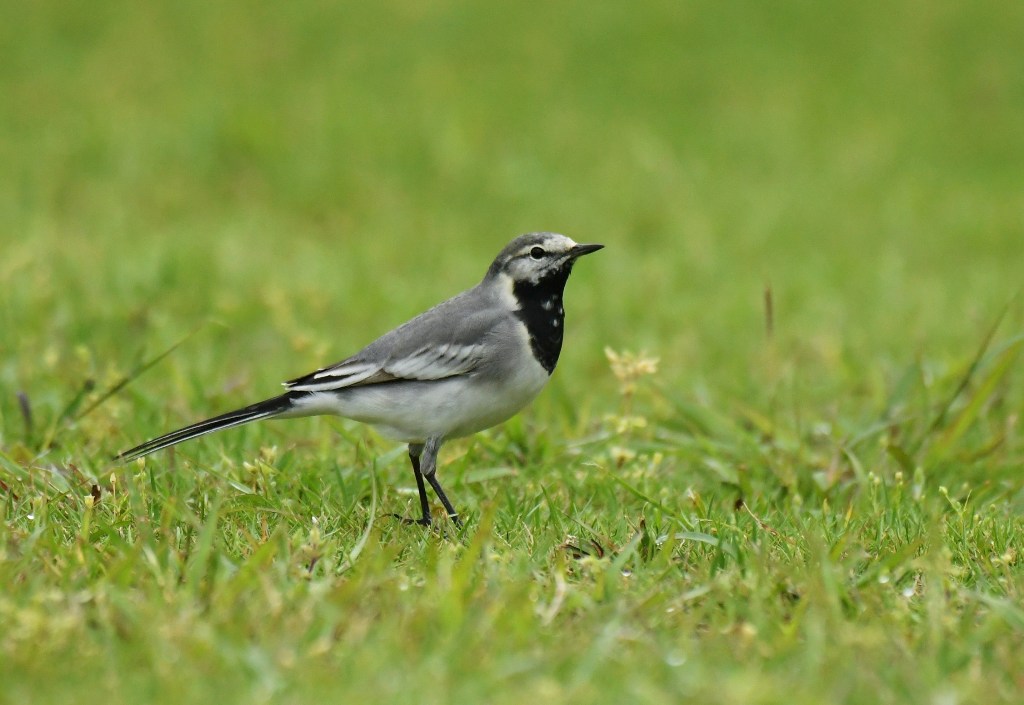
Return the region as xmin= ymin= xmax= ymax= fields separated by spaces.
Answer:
xmin=1 ymin=1 xmax=1023 ymax=703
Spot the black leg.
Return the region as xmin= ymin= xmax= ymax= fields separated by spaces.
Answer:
xmin=420 ymin=436 xmax=461 ymax=528
xmin=409 ymin=444 xmax=431 ymax=526
xmin=425 ymin=473 xmax=462 ymax=528
xmin=391 ymin=443 xmax=432 ymax=526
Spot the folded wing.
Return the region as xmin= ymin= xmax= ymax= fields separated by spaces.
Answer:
xmin=284 ymin=284 xmax=506 ymax=394
xmin=285 ymin=342 xmax=487 ymax=392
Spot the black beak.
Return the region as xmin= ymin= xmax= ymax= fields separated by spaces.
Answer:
xmin=570 ymin=243 xmax=605 ymax=258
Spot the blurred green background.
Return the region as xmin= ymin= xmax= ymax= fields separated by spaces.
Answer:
xmin=3 ymin=0 xmax=1021 ymax=413
xmin=1 ymin=1 xmax=1023 ymax=703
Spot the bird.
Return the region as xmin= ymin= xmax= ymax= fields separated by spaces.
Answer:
xmin=116 ymin=232 xmax=603 ymax=527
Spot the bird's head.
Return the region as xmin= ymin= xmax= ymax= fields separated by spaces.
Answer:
xmin=486 ymin=232 xmax=604 ymax=286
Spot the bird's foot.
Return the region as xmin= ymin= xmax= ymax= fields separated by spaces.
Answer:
xmin=389 ymin=512 xmax=462 ymax=529
xmin=390 ymin=513 xmax=432 ymax=527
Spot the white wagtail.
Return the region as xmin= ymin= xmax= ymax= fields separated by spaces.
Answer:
xmin=117 ymin=232 xmax=603 ymax=526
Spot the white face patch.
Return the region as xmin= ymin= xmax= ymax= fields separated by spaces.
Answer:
xmin=495 ymin=271 xmax=519 ymax=309
xmin=513 ymin=234 xmax=579 ymax=260
xmin=504 ymin=233 xmax=580 ymax=284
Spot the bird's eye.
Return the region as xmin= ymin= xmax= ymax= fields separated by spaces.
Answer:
xmin=530 ymin=247 xmax=546 ymax=260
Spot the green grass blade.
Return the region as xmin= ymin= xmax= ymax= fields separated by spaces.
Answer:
xmin=927 ymin=337 xmax=1023 ymax=463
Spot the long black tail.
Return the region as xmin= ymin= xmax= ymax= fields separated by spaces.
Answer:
xmin=116 ymin=393 xmax=296 ymax=463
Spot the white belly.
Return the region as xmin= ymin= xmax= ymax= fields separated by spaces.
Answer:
xmin=288 ymin=357 xmax=551 ymax=443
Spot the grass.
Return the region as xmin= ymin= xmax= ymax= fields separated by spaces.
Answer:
xmin=2 ymin=1 xmax=1023 ymax=703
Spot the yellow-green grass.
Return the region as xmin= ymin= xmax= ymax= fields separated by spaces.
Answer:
xmin=1 ymin=1 xmax=1022 ymax=703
